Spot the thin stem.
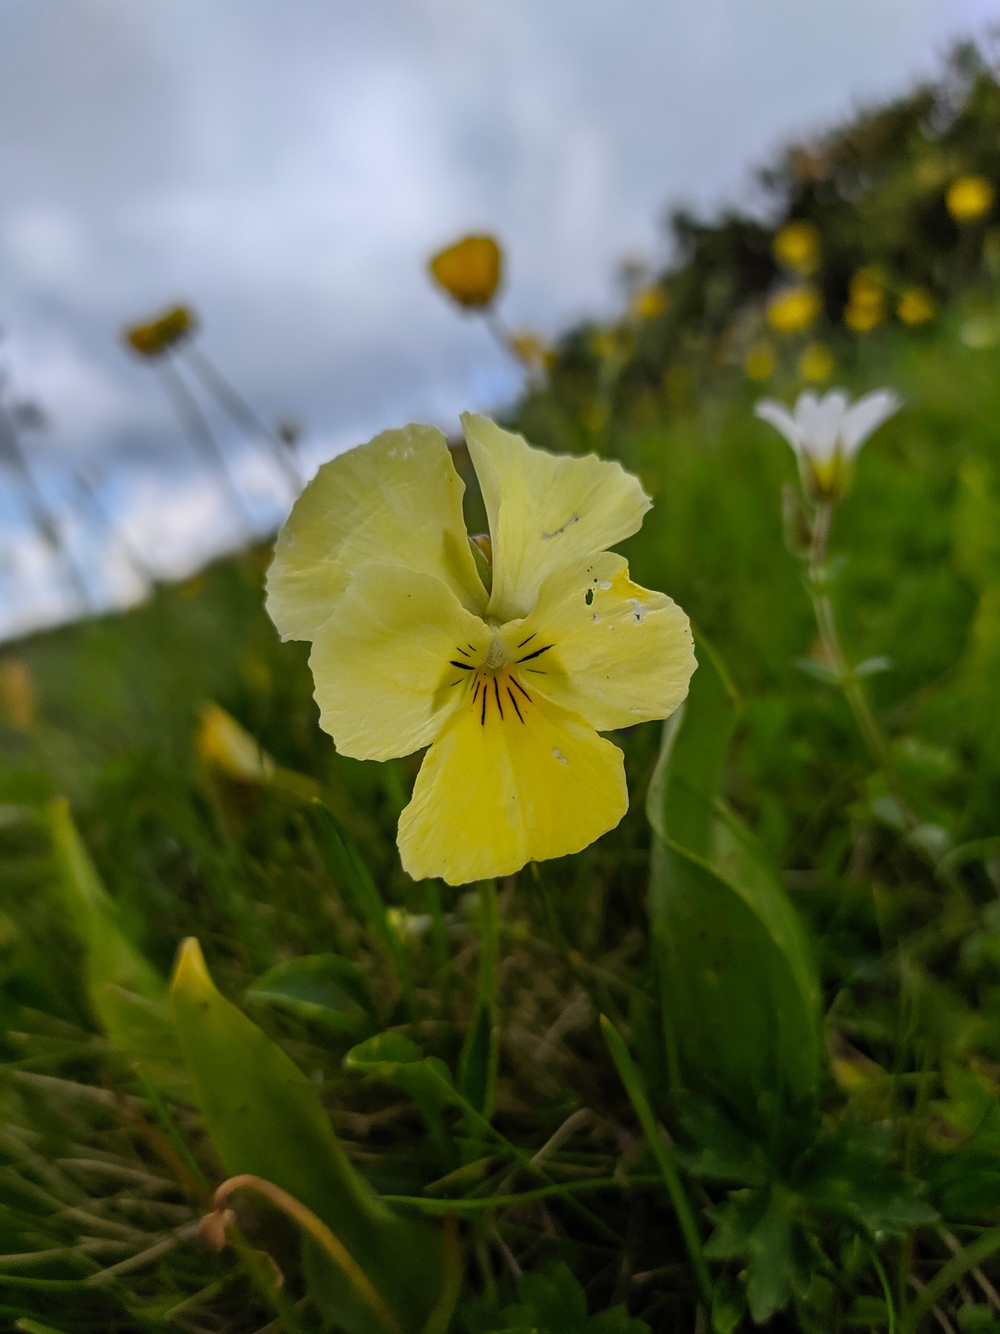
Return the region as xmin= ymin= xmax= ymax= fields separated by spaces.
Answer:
xmin=0 ymin=400 xmax=91 ymax=612
xmin=805 ymin=498 xmax=923 ymax=832
xmin=157 ymin=356 xmax=256 ymax=540
xmin=600 ymin=1015 xmax=713 ymax=1314
xmin=181 ymin=344 xmax=301 ymax=495
xmin=901 ymin=1226 xmax=1000 ymax=1333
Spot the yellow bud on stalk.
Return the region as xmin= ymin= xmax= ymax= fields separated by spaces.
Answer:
xmin=428 ymin=234 xmax=502 ymax=308
xmin=123 ymin=304 xmax=197 ymax=358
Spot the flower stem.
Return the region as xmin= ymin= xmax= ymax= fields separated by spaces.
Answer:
xmin=806 ymin=501 xmax=902 ymax=800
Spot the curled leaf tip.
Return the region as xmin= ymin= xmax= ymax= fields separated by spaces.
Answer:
xmin=171 ymin=936 xmax=215 ymax=998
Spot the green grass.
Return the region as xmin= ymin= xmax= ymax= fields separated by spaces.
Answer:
xmin=3 ymin=309 xmax=1000 ymax=1332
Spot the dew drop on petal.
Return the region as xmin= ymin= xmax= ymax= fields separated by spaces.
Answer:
xmin=552 ymin=748 xmax=568 ymax=765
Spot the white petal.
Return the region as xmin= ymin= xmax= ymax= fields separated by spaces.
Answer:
xmin=840 ymin=389 xmax=902 ymax=458
xmin=796 ymin=390 xmax=848 ymax=462
xmin=755 ymin=400 xmax=802 ymax=451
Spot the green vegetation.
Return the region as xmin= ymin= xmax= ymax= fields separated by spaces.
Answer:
xmin=7 ymin=39 xmax=1000 ymax=1334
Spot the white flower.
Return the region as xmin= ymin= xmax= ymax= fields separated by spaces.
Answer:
xmin=755 ymin=388 xmax=901 ymax=501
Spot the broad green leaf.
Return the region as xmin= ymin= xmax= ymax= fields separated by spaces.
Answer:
xmin=645 ymin=636 xmax=822 ymax=1110
xmin=651 ymin=839 xmax=820 ymax=1109
xmin=169 ymin=938 xmax=443 ymax=1334
xmin=48 ymin=798 xmax=184 ymax=1093
xmin=246 ymin=953 xmax=375 ymax=1035
xmin=646 ymin=629 xmax=740 ymax=858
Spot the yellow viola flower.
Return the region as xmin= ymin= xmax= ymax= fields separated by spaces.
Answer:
xmin=123 ymin=304 xmax=196 ymax=358
xmin=946 ymin=175 xmax=995 ymax=224
xmin=766 ymin=285 xmax=821 ymax=335
xmin=897 ymin=287 xmax=936 ymax=326
xmin=798 ymin=342 xmax=835 ymax=382
xmin=428 ymin=235 xmax=502 ymax=309
xmin=773 ymin=221 xmax=821 ymax=276
xmin=267 ymin=417 xmax=695 ymax=885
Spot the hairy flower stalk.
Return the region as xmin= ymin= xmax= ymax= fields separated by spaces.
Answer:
xmin=267 ymin=414 xmax=695 ymax=884
xmin=755 ymin=388 xmax=934 ymax=836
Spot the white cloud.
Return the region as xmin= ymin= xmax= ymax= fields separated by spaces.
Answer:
xmin=0 ymin=0 xmax=994 ymax=638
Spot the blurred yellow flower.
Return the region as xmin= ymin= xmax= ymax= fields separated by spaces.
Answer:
xmin=946 ymin=175 xmax=995 ymax=224
xmin=267 ymin=417 xmax=695 ymax=885
xmin=773 ymin=221 xmax=821 ymax=276
xmin=196 ymin=702 xmax=276 ymax=784
xmin=844 ymin=268 xmax=886 ymax=333
xmin=767 ymin=286 xmax=822 ymax=335
xmin=629 ymin=286 xmax=668 ymax=321
xmin=744 ymin=341 xmax=776 ymax=381
xmin=798 ymin=342 xmax=835 ymax=382
xmin=428 ymin=235 xmax=502 ymax=309
xmin=124 ymin=304 xmax=196 ymax=359
xmin=897 ymin=287 xmax=936 ymax=326
xmin=509 ymin=332 xmax=555 ymax=372
xmin=0 ymin=658 xmax=34 ymax=731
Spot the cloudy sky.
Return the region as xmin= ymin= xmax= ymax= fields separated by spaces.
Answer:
xmin=0 ymin=0 xmax=996 ymax=636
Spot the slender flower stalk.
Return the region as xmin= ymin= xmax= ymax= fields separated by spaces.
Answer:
xmin=757 ymin=388 xmax=907 ymax=801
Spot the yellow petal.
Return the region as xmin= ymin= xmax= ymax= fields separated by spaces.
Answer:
xmin=461 ymin=413 xmax=650 ymax=623
xmin=267 ymin=424 xmax=486 ymax=642
xmin=397 ymin=683 xmax=627 ymax=884
xmin=502 ymin=553 xmax=695 ymax=731
xmin=310 ymin=564 xmax=492 ymax=761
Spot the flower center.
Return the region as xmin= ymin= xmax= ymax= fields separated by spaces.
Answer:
xmin=482 ymin=634 xmax=508 ymax=672
xmin=445 ymin=630 xmax=556 ymax=727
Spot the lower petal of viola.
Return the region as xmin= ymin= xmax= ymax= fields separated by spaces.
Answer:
xmin=397 ymin=685 xmax=627 ymax=885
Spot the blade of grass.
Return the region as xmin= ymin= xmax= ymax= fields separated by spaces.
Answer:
xmin=599 ymin=1014 xmax=712 ymax=1312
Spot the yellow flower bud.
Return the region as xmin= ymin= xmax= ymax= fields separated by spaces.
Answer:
xmin=508 ymin=332 xmax=555 ymax=371
xmin=773 ymin=221 xmax=821 ymax=276
xmin=123 ymin=304 xmax=196 ymax=358
xmin=629 ymin=286 xmax=668 ymax=321
xmin=946 ymin=175 xmax=995 ymax=224
xmin=897 ymin=287 xmax=936 ymax=326
xmin=428 ymin=234 xmax=502 ymax=309
xmin=744 ymin=341 xmax=776 ymax=381
xmin=196 ymin=702 xmax=275 ymax=785
xmin=798 ymin=342 xmax=834 ymax=382
xmin=766 ymin=286 xmax=822 ymax=335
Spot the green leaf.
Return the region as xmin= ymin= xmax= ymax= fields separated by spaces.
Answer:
xmin=645 ymin=636 xmax=822 ymax=1111
xmin=307 ymin=801 xmax=414 ymax=1012
xmin=646 ymin=628 xmax=740 ymax=857
xmin=246 ymin=953 xmax=375 ymax=1035
xmin=345 ymin=1033 xmax=456 ymax=1166
xmin=470 ymin=1263 xmax=651 ymax=1334
xmin=651 ymin=839 xmax=821 ymax=1111
xmin=169 ymin=938 xmax=443 ymax=1334
xmin=48 ymin=797 xmax=185 ymax=1093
